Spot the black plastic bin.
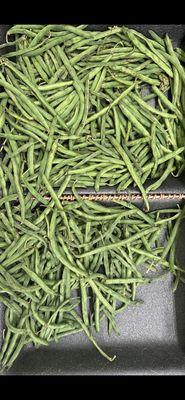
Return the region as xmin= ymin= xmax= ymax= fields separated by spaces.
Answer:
xmin=0 ymin=24 xmax=185 ymax=375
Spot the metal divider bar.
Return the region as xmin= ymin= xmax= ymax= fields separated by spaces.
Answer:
xmin=40 ymin=193 xmax=185 ymax=202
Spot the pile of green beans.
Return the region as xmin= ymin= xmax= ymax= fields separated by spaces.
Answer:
xmin=0 ymin=25 xmax=185 ymax=209
xmin=0 ymin=24 xmax=185 ymax=370
xmin=0 ymin=194 xmax=184 ymax=370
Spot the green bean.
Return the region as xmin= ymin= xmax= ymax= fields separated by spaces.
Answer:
xmin=4 ymin=60 xmax=69 ymax=131
xmin=152 ymin=85 xmax=182 ymax=120
xmin=35 ymin=174 xmax=71 ymax=225
xmin=94 ymin=296 xmax=100 ymax=332
xmin=31 ymin=57 xmax=49 ymax=82
xmin=146 ymin=159 xmax=174 ymax=192
xmin=111 ymin=64 xmax=160 ymax=85
xmin=25 ymin=318 xmax=48 ymax=346
xmin=80 ymin=279 xmax=89 ymax=326
xmin=70 ymin=310 xmax=116 ymax=361
xmin=123 ymin=27 xmax=173 ymax=77
xmin=20 ymin=264 xmax=56 ymax=296
xmin=0 ymin=166 xmax=14 ymax=226
xmin=0 ymin=77 xmax=48 ymax=129
xmin=161 ymin=210 xmax=183 ymax=260
xmin=77 ymin=226 xmax=158 ymax=258
xmin=95 ymin=280 xmax=130 ymax=304
xmin=39 ymin=53 xmax=53 ymax=76
xmin=3 ymin=143 xmax=25 ymax=221
xmin=3 ymin=36 xmax=65 ymax=58
xmin=1 ymin=313 xmax=28 ymax=367
xmin=85 ymin=278 xmax=114 ymax=313
xmin=49 ymin=210 xmax=87 ymax=277
xmin=164 ymin=34 xmax=185 ymax=85
xmin=39 ymin=81 xmax=73 ymax=92
xmin=56 ymin=46 xmax=84 ymax=133
xmin=0 ymin=296 xmax=21 ymax=316
xmin=21 ymin=175 xmax=48 ymax=206
xmin=42 ymin=174 xmax=65 ymax=213
xmin=110 ymin=137 xmax=149 ymax=210
xmin=86 ymin=83 xmax=135 ymax=124
xmin=129 ymin=91 xmax=176 ymax=119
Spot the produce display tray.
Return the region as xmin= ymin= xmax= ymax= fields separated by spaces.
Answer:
xmin=0 ymin=24 xmax=185 ymax=375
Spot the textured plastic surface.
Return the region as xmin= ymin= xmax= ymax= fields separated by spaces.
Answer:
xmin=0 ymin=24 xmax=185 ymax=375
